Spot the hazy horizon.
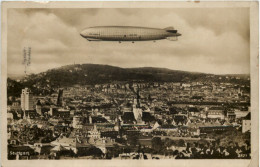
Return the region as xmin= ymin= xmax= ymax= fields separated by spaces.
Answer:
xmin=7 ymin=63 xmax=250 ymax=80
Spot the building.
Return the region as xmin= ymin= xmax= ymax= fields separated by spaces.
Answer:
xmin=187 ymin=106 xmax=200 ymax=116
xmin=72 ymin=115 xmax=84 ymax=129
xmin=88 ymin=124 xmax=101 ymax=139
xmin=242 ymin=120 xmax=251 ymax=133
xmin=227 ymin=111 xmax=236 ymax=122
xmin=21 ymin=88 xmax=34 ymax=111
xmin=51 ymin=136 xmax=91 ymax=154
xmin=199 ymin=126 xmax=236 ymax=134
xmin=56 ymin=89 xmax=63 ymax=107
xmin=173 ymin=115 xmax=187 ymax=125
xmin=50 ymin=107 xmax=70 ymax=118
xmin=10 ymin=102 xmax=21 ymax=111
xmin=101 ymin=131 xmax=119 ymax=139
xmin=132 ymin=89 xmax=144 ymax=124
xmin=207 ymin=107 xmax=224 ymax=120
xmin=25 ymin=110 xmax=38 ymax=119
xmin=121 ymin=89 xmax=154 ymax=124
xmin=242 ymin=113 xmax=251 ymax=133
xmin=36 ymin=100 xmax=42 ymax=115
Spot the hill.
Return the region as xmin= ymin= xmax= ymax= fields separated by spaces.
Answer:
xmin=7 ymin=64 xmax=250 ymax=97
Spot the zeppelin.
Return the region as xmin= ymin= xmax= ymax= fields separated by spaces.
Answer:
xmin=80 ymin=26 xmax=181 ymax=43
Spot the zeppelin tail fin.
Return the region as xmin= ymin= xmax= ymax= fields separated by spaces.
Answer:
xmin=164 ymin=27 xmax=178 ymax=33
xmin=164 ymin=27 xmax=175 ymax=30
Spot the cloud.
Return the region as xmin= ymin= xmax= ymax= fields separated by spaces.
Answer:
xmin=7 ymin=8 xmax=249 ymax=76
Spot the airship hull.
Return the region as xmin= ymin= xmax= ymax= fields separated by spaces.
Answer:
xmin=80 ymin=26 xmax=181 ymax=42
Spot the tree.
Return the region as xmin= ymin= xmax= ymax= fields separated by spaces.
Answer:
xmin=164 ymin=138 xmax=175 ymax=148
xmin=127 ymin=135 xmax=139 ymax=146
xmin=88 ymin=147 xmax=104 ymax=157
xmin=152 ymin=137 xmax=163 ymax=153
xmin=177 ymin=139 xmax=186 ymax=147
xmin=111 ymin=144 xmax=121 ymax=157
xmin=169 ymin=107 xmax=178 ymax=115
xmin=69 ymin=149 xmax=75 ymax=157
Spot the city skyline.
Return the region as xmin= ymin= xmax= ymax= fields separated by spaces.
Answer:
xmin=7 ymin=8 xmax=250 ymax=76
xmin=7 ymin=77 xmax=252 ymax=160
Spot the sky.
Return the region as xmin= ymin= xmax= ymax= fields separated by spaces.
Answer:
xmin=7 ymin=8 xmax=250 ymax=76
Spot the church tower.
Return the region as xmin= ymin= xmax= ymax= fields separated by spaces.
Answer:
xmin=132 ymin=87 xmax=143 ymax=124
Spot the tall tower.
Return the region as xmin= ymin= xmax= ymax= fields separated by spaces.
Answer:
xmin=133 ymin=88 xmax=141 ymax=108
xmin=21 ymin=88 xmax=33 ymax=111
xmin=132 ymin=88 xmax=143 ymax=124
xmin=57 ymin=89 xmax=63 ymax=107
xmin=114 ymin=114 xmax=122 ymax=138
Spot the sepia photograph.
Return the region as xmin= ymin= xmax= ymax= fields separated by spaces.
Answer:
xmin=1 ymin=1 xmax=259 ymax=167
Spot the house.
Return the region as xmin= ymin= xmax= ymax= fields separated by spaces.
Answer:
xmin=199 ymin=125 xmax=236 ymax=134
xmin=242 ymin=113 xmax=251 ymax=133
xmin=187 ymin=107 xmax=200 ymax=116
xmin=207 ymin=107 xmax=224 ymax=119
xmin=227 ymin=111 xmax=236 ymax=122
xmin=51 ymin=136 xmax=91 ymax=154
xmin=33 ymin=143 xmax=53 ymax=155
xmin=173 ymin=115 xmax=187 ymax=125
xmin=25 ymin=110 xmax=38 ymax=119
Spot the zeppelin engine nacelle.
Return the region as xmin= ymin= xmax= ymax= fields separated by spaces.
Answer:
xmin=80 ymin=26 xmax=181 ymax=42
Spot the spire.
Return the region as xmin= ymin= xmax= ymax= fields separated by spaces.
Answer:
xmin=93 ymin=124 xmax=97 ymax=131
xmin=136 ymin=87 xmax=141 ymax=108
xmin=36 ymin=100 xmax=41 ymax=106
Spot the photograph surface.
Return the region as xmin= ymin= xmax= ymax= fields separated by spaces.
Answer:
xmin=1 ymin=2 xmax=258 ymax=166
